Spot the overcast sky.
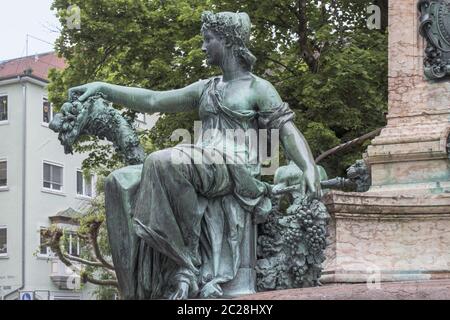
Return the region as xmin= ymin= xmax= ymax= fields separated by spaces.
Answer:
xmin=0 ymin=0 xmax=61 ymax=62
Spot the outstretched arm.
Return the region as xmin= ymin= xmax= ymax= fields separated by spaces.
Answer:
xmin=255 ymin=78 xmax=321 ymax=199
xmin=68 ymin=79 xmax=207 ymax=114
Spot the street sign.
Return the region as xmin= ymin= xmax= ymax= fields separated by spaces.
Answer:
xmin=19 ymin=291 xmax=33 ymax=300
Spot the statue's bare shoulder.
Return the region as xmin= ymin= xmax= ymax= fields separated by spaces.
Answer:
xmin=250 ymin=74 xmax=283 ymax=111
xmin=183 ymin=78 xmax=211 ymax=103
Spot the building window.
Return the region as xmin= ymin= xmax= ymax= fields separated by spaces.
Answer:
xmin=77 ymin=170 xmax=94 ymax=198
xmin=0 ymin=95 xmax=7 ymax=122
xmin=64 ymin=232 xmax=80 ymax=257
xmin=42 ymin=97 xmax=55 ymax=124
xmin=0 ymin=226 xmax=7 ymax=256
xmin=43 ymin=162 xmax=63 ymax=191
xmin=0 ymin=160 xmax=6 ymax=187
xmin=39 ymin=228 xmax=52 ymax=256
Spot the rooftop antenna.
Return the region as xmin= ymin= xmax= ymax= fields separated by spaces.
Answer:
xmin=25 ymin=34 xmax=54 ymax=58
xmin=24 ymin=34 xmax=55 ymax=71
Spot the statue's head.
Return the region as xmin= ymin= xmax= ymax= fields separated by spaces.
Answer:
xmin=201 ymin=11 xmax=256 ymax=71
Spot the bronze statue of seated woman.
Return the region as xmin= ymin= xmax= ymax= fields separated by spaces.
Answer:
xmin=52 ymin=11 xmax=322 ymax=300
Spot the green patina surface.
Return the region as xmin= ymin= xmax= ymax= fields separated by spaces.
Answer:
xmin=50 ymin=11 xmax=325 ymax=300
xmin=419 ymin=0 xmax=450 ymax=80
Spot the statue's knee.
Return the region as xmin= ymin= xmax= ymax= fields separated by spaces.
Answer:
xmin=145 ymin=149 xmax=174 ymax=169
xmin=105 ymin=172 xmax=117 ymax=191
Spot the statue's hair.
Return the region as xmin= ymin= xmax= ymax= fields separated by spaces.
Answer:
xmin=201 ymin=11 xmax=256 ymax=71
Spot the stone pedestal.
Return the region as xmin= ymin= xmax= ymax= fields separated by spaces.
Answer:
xmin=368 ymin=0 xmax=450 ymax=193
xmin=321 ymin=191 xmax=450 ymax=283
xmin=322 ymin=0 xmax=450 ymax=284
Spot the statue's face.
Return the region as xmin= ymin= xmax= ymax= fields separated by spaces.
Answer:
xmin=201 ymin=29 xmax=226 ymax=66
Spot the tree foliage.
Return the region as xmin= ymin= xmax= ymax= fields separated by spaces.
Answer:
xmin=46 ymin=0 xmax=388 ymax=299
xmin=49 ymin=0 xmax=387 ymax=177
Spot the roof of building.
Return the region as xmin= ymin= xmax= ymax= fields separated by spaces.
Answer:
xmin=0 ymin=51 xmax=66 ymax=82
xmin=49 ymin=207 xmax=84 ymax=225
xmin=53 ymin=207 xmax=83 ymax=218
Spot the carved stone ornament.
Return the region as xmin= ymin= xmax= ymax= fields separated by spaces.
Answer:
xmin=418 ymin=0 xmax=450 ymax=79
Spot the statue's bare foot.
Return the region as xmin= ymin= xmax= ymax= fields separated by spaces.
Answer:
xmin=169 ymin=281 xmax=189 ymax=300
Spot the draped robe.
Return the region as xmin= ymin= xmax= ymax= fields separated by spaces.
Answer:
xmin=105 ymin=75 xmax=295 ymax=299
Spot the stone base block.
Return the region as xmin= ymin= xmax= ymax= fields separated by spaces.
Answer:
xmin=321 ymin=191 xmax=450 ymax=284
xmin=239 ymin=280 xmax=450 ymax=300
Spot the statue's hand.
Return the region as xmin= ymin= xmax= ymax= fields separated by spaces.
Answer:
xmin=271 ymin=183 xmax=286 ymax=196
xmin=68 ymin=82 xmax=105 ymax=102
xmin=304 ymin=167 xmax=322 ymax=200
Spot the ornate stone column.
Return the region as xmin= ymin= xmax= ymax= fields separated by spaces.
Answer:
xmin=369 ymin=0 xmax=450 ymax=192
xmin=322 ymin=0 xmax=450 ymax=284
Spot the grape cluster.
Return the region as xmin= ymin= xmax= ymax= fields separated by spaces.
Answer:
xmin=305 ymin=225 xmax=326 ymax=252
xmin=257 ymin=196 xmax=330 ymax=291
xmin=258 ymin=235 xmax=278 ymax=256
xmin=295 ymin=208 xmax=326 ymax=252
xmin=259 ymin=211 xmax=280 ymax=237
xmin=295 ymin=208 xmax=314 ymax=225
xmin=281 ymin=226 xmax=302 ymax=254
xmin=291 ymin=265 xmax=308 ymax=285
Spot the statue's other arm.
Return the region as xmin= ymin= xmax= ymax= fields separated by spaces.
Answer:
xmin=254 ymin=79 xmax=321 ymax=199
xmin=280 ymin=122 xmax=321 ymax=198
xmin=68 ymin=80 xmax=208 ymax=114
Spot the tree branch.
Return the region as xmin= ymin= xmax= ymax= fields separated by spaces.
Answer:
xmin=92 ymin=44 xmax=119 ymax=79
xmin=81 ymin=274 xmax=119 ymax=287
xmin=43 ymin=227 xmax=117 ymax=287
xmin=254 ymin=16 xmax=290 ymax=31
xmin=274 ymin=74 xmax=300 ymax=85
xmin=295 ymin=0 xmax=319 ymax=73
xmin=88 ymin=220 xmax=116 ymax=270
xmin=315 ymin=128 xmax=382 ymax=163
xmin=264 ymin=56 xmax=301 ymax=76
xmin=63 ymin=253 xmax=105 ymax=268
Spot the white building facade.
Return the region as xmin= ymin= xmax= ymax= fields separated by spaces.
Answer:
xmin=0 ymin=52 xmax=157 ymax=300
